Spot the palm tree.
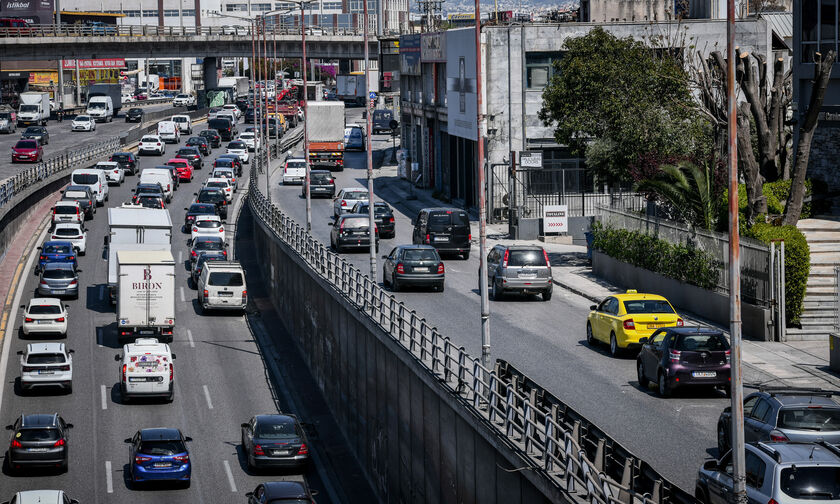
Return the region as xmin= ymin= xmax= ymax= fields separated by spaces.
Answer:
xmin=636 ymin=161 xmax=719 ymax=230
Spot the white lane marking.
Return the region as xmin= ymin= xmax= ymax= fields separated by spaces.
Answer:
xmin=179 ymin=250 xmax=183 ymax=263
xmin=101 ymin=385 xmax=108 ymax=410
xmin=99 ymin=285 xmax=104 ymax=300
xmin=202 ymin=385 xmax=214 ymax=409
xmin=105 ymin=460 xmax=113 ymax=493
xmin=179 ymin=286 xmax=186 ymax=302
xmin=222 ymin=460 xmax=237 ymax=492
xmin=186 ymin=329 xmax=195 ymax=348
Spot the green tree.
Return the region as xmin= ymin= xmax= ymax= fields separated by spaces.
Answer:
xmin=538 ymin=27 xmax=699 ymax=185
xmin=635 ymin=161 xmax=722 ymax=230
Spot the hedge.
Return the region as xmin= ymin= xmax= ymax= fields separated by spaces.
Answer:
xmin=746 ymin=223 xmax=810 ymax=325
xmin=591 ymin=222 xmax=719 ymax=290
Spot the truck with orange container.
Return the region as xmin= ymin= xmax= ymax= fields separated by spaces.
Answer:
xmin=307 ymin=101 xmax=345 ymax=171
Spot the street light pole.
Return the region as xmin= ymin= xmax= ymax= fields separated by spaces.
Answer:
xmin=301 ymin=1 xmax=311 ymax=232
xmin=364 ymin=0 xmax=377 ymax=277
xmin=475 ymin=0 xmax=489 ymax=368
xmin=263 ymin=15 xmax=271 ymax=189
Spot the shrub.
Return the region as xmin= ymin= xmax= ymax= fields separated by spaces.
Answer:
xmin=591 ymin=222 xmax=719 ymax=290
xmin=745 ymin=223 xmax=810 ymax=325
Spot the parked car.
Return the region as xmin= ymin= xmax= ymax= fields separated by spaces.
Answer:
xmin=50 ymin=223 xmax=86 ymax=255
xmin=301 ymin=169 xmax=335 ymax=198
xmin=330 ymin=213 xmax=379 ymax=253
xmin=71 ymin=115 xmax=95 ymax=132
xmin=125 ymin=107 xmax=144 ymax=123
xmin=61 ymin=185 xmax=95 ymax=219
xmin=36 ymin=241 xmax=77 ymax=274
xmin=5 ymin=413 xmax=73 ymax=473
xmin=382 ymin=245 xmax=444 ymax=292
xmin=11 ymin=139 xmax=42 ymax=163
xmin=636 ymin=326 xmax=731 ymax=397
xmin=484 ymin=244 xmax=552 ymax=301
xmin=21 ymin=126 xmax=48 ymax=145
xmin=586 ymin=290 xmax=684 ymax=357
xmin=185 ymin=136 xmax=210 ymax=156
xmin=199 ymin=128 xmax=222 ymax=148
xmin=20 ymin=297 xmax=68 ymax=337
xmin=18 ymin=342 xmax=74 ymax=393
xmin=110 ymin=152 xmax=138 ymax=175
xmin=246 ymin=481 xmax=315 ymax=504
xmin=352 ymin=202 xmax=395 ymax=238
xmin=411 ymin=207 xmax=472 ymax=259
xmin=138 ymin=135 xmax=166 ymax=156
xmin=716 ymin=388 xmax=840 ymax=455
xmin=333 ymin=187 xmax=369 ymax=218
xmin=240 ymin=414 xmax=310 ymax=471
xmin=125 ymin=427 xmax=192 ymax=486
xmin=37 ymin=262 xmax=80 ymax=298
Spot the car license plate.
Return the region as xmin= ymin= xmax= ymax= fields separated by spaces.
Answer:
xmin=37 ymin=320 xmax=51 ymax=324
xmin=434 ymin=236 xmax=448 ymax=242
xmin=692 ymin=371 xmax=716 ymax=378
xmin=414 ymin=267 xmax=429 ymax=273
xmin=28 ymin=448 xmax=48 ymax=452
xmin=271 ymin=449 xmax=292 ymax=456
xmin=129 ymin=376 xmax=154 ymax=382
xmin=52 ymin=290 xmax=65 ymax=295
xmin=139 ymin=330 xmax=154 ymax=335
xmin=648 ymin=323 xmax=663 ymax=329
xmin=218 ymin=292 xmax=233 ymax=297
xmin=154 ymin=462 xmax=171 ymax=468
xmin=38 ymin=370 xmax=54 ymax=374
xmin=518 ymin=273 xmax=537 ymax=279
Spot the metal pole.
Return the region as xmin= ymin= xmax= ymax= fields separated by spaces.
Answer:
xmin=263 ymin=15 xmax=271 ymax=200
xmin=726 ymin=0 xmax=746 ymax=502
xmin=56 ymin=0 xmax=64 ymax=109
xmin=475 ymin=0 xmax=489 ymax=367
xmin=74 ymin=59 xmax=82 ymax=107
xmin=377 ymin=0 xmax=384 ymax=35
xmin=364 ymin=0 xmax=377 ymax=277
xmin=302 ymin=1 xmax=312 ymax=232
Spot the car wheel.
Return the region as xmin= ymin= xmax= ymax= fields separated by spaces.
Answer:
xmin=437 ymin=282 xmax=445 ymax=293
xmin=66 ymin=384 xmax=73 ymax=394
xmin=658 ymin=372 xmax=671 ymax=397
xmin=392 ymin=277 xmax=400 ymax=292
xmin=609 ymin=332 xmax=620 ymax=357
xmin=586 ymin=322 xmax=596 ymax=346
xmin=637 ymin=360 xmax=649 ymax=388
xmin=463 ymin=251 xmax=470 ymax=260
xmin=490 ymin=277 xmax=501 ymax=301
xmin=695 ymin=487 xmax=711 ymax=504
xmin=383 ymin=273 xmax=390 ymax=288
xmin=542 ymin=288 xmax=552 ymax=301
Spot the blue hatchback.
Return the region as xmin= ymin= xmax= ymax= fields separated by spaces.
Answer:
xmin=37 ymin=241 xmax=77 ymax=274
xmin=126 ymin=428 xmax=192 ymax=487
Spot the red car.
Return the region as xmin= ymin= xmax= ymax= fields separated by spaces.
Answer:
xmin=11 ymin=139 xmax=42 ymax=163
xmin=166 ymin=158 xmax=193 ymax=182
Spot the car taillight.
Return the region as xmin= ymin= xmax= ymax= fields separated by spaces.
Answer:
xmin=40 ymin=255 xmax=46 ymax=260
xmin=254 ymin=444 xmax=265 ymax=455
xmin=39 ymin=280 xmax=48 ymax=286
xmin=167 ymin=184 xmax=170 ymax=191
xmin=425 ymin=234 xmax=430 ymax=244
xmin=543 ymin=249 xmax=551 ymax=267
xmin=341 ymin=200 xmax=347 ymax=206
xmin=502 ymin=249 xmax=509 ymax=268
xmin=192 ymin=227 xmax=198 ymax=233
xmin=676 ymin=318 xmax=684 ymax=327
xmin=56 ymin=317 xmax=65 ymax=322
xmin=203 ymin=290 xmax=208 ymax=297
xmin=437 ymin=263 xmax=445 ymax=274
xmin=58 ymin=365 xmax=70 ymax=371
xmin=173 ymin=454 xmax=189 ymax=462
xmin=157 ymin=142 xmax=161 ymax=146
xmin=298 ymin=443 xmax=309 ymax=455
xmin=725 ymin=350 xmax=731 ymax=364
xmin=11 ymin=439 xmax=22 ymax=448
xmin=191 ymin=250 xmax=197 ymax=257
xmin=388 ymin=216 xmax=394 ymax=223
xmin=122 ymin=364 xmax=126 ymax=382
xmin=242 ymin=290 xmax=247 ymax=300
xmin=169 ymin=363 xmax=173 ymax=381
xmin=24 ymin=317 xmax=33 ymax=322
xmin=222 ymin=250 xmax=227 ymax=257
xmin=135 ymin=455 xmax=152 ymax=463
xmin=396 ymin=263 xmax=405 ymax=274
xmin=69 ymin=280 xmax=77 ymax=286
xmin=52 ymin=208 xmax=55 ymax=215
xmin=668 ymin=349 xmax=681 ymax=363
xmin=53 ymin=438 xmax=66 ymax=447
xmin=219 ymin=228 xmax=224 ymax=233
xmin=769 ymin=430 xmax=789 ymax=442
xmin=623 ymin=319 xmax=635 ymax=330
xmin=22 ymin=366 xmax=35 ymax=372
xmin=68 ymin=256 xmax=75 ymax=261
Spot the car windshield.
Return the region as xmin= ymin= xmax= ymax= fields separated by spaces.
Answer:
xmin=138 ymin=440 xmax=186 ymax=456
xmin=64 ymin=192 xmax=87 ymax=199
xmin=141 ymin=136 xmax=158 ymax=143
xmin=20 ymin=104 xmax=38 ymax=112
xmin=403 ymin=249 xmax=438 ymax=261
xmin=198 ymin=192 xmax=223 ymax=203
xmin=207 ymin=182 xmax=227 ymax=189
xmin=287 ymin=161 xmax=306 ymax=170
xmin=195 ymin=240 xmax=223 ymax=251
xmin=54 ymin=206 xmax=77 ymax=215
xmin=29 ymin=304 xmax=62 ymax=315
xmin=17 ymin=428 xmax=59 ymax=442
xmin=137 ymin=197 xmax=162 ymax=207
xmin=344 ymin=191 xmax=368 ymax=200
xmin=201 ymin=130 xmax=218 ymax=137
xmin=213 ymin=171 xmax=233 ymax=179
xmin=189 ymin=204 xmax=215 ymax=214
xmin=43 ymin=269 xmax=75 ymax=279
xmin=54 ymin=228 xmax=80 ymax=236
xmin=215 ymin=159 xmax=234 ymax=167
xmin=228 ymin=142 xmax=245 ymax=149
xmin=72 ymin=174 xmax=99 ymax=185
xmin=507 ymin=250 xmax=547 ymax=267
xmin=342 ymin=217 xmax=369 ymax=229
xmin=27 ymin=353 xmax=66 ymax=364
xmin=196 ymin=219 xmax=221 ymax=228
xmin=673 ymin=333 xmax=729 ymax=352
xmin=428 ymin=211 xmax=469 ymax=230
xmin=777 ymin=408 xmax=840 ymax=431
xmin=312 ymin=172 xmax=332 ymax=183
xmin=111 ymin=154 xmax=131 ymax=162
xmin=177 ymin=94 xmax=189 ymax=99
xmin=24 ymin=127 xmax=42 ymax=134
xmin=780 ymin=466 xmax=840 ymax=499
xmin=15 ymin=140 xmax=37 ymax=149
xmin=622 ymin=300 xmax=675 ymax=314
xmin=208 ymin=119 xmax=230 ymax=130
xmin=241 ymin=133 xmax=254 ymax=139
xmin=267 ymin=500 xmax=309 ymax=504
xmin=177 ymin=150 xmax=195 ymax=157
xmin=43 ymin=244 xmax=72 ymax=254
xmin=75 ymin=116 xmax=91 ymax=122
xmin=255 ymin=418 xmax=297 ymax=439
xmin=173 ymin=117 xmax=187 ymax=123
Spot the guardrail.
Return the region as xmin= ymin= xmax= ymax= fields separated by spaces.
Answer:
xmin=0 ymin=136 xmax=120 ymax=210
xmin=245 ymin=146 xmax=689 ymax=504
xmin=0 ymin=23 xmax=373 ymax=38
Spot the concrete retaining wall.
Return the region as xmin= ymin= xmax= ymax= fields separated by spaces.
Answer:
xmin=249 ymin=207 xmax=560 ymax=504
xmin=592 ymin=250 xmax=772 ymax=341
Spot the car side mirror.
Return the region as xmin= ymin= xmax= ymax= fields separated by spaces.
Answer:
xmin=245 ymin=492 xmax=254 ymax=498
xmin=723 ymin=406 xmax=731 ymax=413
xmin=171 ymin=354 xmax=176 ymax=359
xmin=703 ymin=459 xmax=718 ymax=471
xmin=66 ymin=423 xmax=74 ymax=429
xmin=70 ymin=500 xmax=79 ymax=504
xmin=36 ymin=246 xmax=41 ymax=250
xmin=16 ymin=350 xmax=23 ymax=355
xmin=76 ymin=268 xmax=82 ymax=272
xmin=184 ymin=436 xmax=193 ymax=442
xmin=590 ymin=305 xmax=597 ymax=311
xmin=68 ymin=349 xmax=75 ymax=354
xmin=4 ymin=425 xmax=13 ymax=430
xmin=65 ymin=305 xmax=70 ymax=309
xmin=381 ymin=255 xmax=388 ymax=259
xmin=123 ymin=438 xmax=132 ymax=443
xmin=193 ymin=193 xmax=198 ymax=196
xmin=20 ymin=304 xmax=25 ymax=309
xmin=639 ymin=337 xmax=649 ymax=345
xmin=114 ymin=354 xmax=121 ymax=361
xmin=241 ymin=422 xmax=249 ymax=428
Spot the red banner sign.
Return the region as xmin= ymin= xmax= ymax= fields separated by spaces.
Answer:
xmin=62 ymin=59 xmax=126 ymax=70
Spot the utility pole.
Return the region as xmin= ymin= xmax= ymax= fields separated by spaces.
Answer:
xmin=475 ymin=0 xmax=489 ymax=368
xmin=364 ymin=0 xmax=377 ymax=277
xmin=56 ymin=0 xmax=64 ymax=109
xmin=263 ymin=15 xmax=271 ymax=200
xmin=726 ymin=0 xmax=747 ymax=502
xmin=301 ymin=0 xmax=311 ymax=232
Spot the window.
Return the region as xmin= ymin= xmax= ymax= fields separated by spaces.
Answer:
xmin=142 ymin=9 xmax=158 ymax=16
xmin=742 ymin=396 xmax=758 ymax=416
xmin=253 ymin=3 xmax=272 ymax=10
xmin=525 ymin=52 xmax=561 ymax=89
xmin=744 ymin=451 xmax=766 ymax=488
xmin=225 ymin=3 xmax=248 ymax=11
xmin=750 ymin=399 xmax=772 ymax=423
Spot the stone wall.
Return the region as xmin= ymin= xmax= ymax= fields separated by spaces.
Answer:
xmin=808 ymin=124 xmax=840 ymax=191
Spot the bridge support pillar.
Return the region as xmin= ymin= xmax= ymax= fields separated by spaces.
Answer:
xmin=203 ymin=56 xmax=219 ymax=90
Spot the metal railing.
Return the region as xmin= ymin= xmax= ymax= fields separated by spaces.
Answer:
xmin=835 ymin=266 xmax=840 ymax=335
xmin=0 ymin=137 xmax=120 ymax=210
xmin=0 ymin=23 xmax=372 ymax=39
xmin=246 ymin=146 xmax=687 ymax=504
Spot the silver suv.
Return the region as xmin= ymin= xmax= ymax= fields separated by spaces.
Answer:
xmin=484 ymin=245 xmax=553 ymax=301
xmin=717 ymin=388 xmax=840 ymax=455
xmin=696 ymin=441 xmax=840 ymax=504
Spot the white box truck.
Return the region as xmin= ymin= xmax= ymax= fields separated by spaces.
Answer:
xmin=18 ymin=92 xmax=50 ymax=126
xmin=336 ymin=72 xmax=379 ymax=106
xmin=106 ymin=207 xmax=172 ymax=303
xmin=218 ymin=76 xmax=250 ymax=100
xmin=116 ymin=250 xmax=176 ymax=342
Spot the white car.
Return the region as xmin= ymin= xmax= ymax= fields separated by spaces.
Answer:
xmin=222 ymin=103 xmax=241 ymax=119
xmin=18 ymin=342 xmax=73 ymax=393
xmin=96 ymin=161 xmax=125 ymax=185
xmin=333 ymin=187 xmax=370 ymax=217
xmin=117 ymin=338 xmax=176 ymax=402
xmin=204 ymin=177 xmax=233 ymax=202
xmin=4 ymin=490 xmax=79 ymax=504
xmin=51 ymin=222 xmax=87 ymax=255
xmin=282 ymin=156 xmax=306 ymax=185
xmin=211 ymin=167 xmax=238 ymax=191
xmin=71 ymin=115 xmax=96 ymax=132
xmin=20 ymin=298 xmax=68 ymax=336
xmin=173 ymin=94 xmax=195 ymax=107
xmin=171 ymin=114 xmax=192 ymax=134
xmin=139 ymin=135 xmax=166 ymax=155
xmin=51 ymin=200 xmax=84 ymax=226
xmin=225 ymin=140 xmax=249 ymax=164
xmin=239 ymin=131 xmax=259 ymax=151
xmin=221 ymin=25 xmax=248 ymax=35
xmin=122 ymin=93 xmax=136 ymax=103
xmin=190 ymin=214 xmax=225 ymax=242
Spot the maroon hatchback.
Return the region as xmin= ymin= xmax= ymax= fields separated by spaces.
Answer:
xmin=636 ymin=327 xmax=731 ymax=397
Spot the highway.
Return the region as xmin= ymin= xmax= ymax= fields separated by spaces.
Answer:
xmin=0 ymin=115 xmax=376 ymax=502
xmin=267 ymin=107 xmax=727 ymax=490
xmin=0 ymin=102 xmax=173 ymax=181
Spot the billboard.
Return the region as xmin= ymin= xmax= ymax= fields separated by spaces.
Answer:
xmin=446 ymin=28 xmax=477 ymax=141
xmin=421 ymin=32 xmax=446 ymax=62
xmin=399 ymin=34 xmax=421 ymax=76
xmin=1 ymin=0 xmax=54 ymax=24
xmin=62 ymin=59 xmax=126 ymax=70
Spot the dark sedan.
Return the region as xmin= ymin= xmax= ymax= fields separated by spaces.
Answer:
xmin=301 ymin=169 xmax=335 ymax=198
xmin=5 ymin=413 xmax=73 ymax=473
xmin=183 ymin=202 xmax=218 ymax=232
xmin=132 ymin=182 xmax=165 ymax=200
xmin=134 ymin=194 xmax=166 ymax=209
xmin=185 ymin=136 xmax=210 ymax=156
xmin=198 ymin=128 xmax=221 ymax=148
xmin=352 ymin=201 xmax=395 ymax=238
xmin=215 ymin=154 xmax=243 ymax=176
xmin=382 ymin=245 xmax=444 ymax=292
xmin=241 ymin=414 xmax=310 ymax=472
xmin=329 ymin=214 xmax=379 ymax=253
xmin=125 ymin=107 xmax=144 ymax=123
xmin=196 ymin=188 xmax=227 ymax=219
xmin=637 ymin=327 xmax=731 ymax=397
xmin=175 ymin=146 xmax=203 ymax=170
xmin=110 ymin=151 xmax=138 ymax=175
xmin=61 ymin=185 xmax=95 ymax=219
xmin=247 ymin=481 xmax=315 ymax=503
xmin=189 ymin=235 xmax=227 ymax=267
xmin=21 ymin=126 xmax=49 ymax=145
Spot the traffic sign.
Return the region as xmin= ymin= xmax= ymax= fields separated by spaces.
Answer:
xmin=369 ymin=91 xmax=377 ymax=100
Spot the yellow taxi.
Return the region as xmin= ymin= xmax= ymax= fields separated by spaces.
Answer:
xmin=585 ymin=290 xmax=683 ymax=357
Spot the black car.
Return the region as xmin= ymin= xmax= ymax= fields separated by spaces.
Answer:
xmin=110 ymin=152 xmax=138 ymax=175
xmin=215 ymin=154 xmax=243 ymax=176
xmin=190 ymin=235 xmax=227 ymax=267
xmin=125 ymin=107 xmax=144 ymax=123
xmin=21 ymin=126 xmax=49 ymax=145
xmin=267 ymin=118 xmax=284 ymax=139
xmin=185 ymin=136 xmax=210 ymax=156
xmin=175 ymin=146 xmax=203 ymax=170
xmin=241 ymin=414 xmax=310 ymax=471
xmin=330 ymin=214 xmax=379 ymax=253
xmin=190 ymin=251 xmax=227 ymax=286
xmin=352 ymin=201 xmax=395 ymax=238
xmin=207 ymin=118 xmax=236 ymax=140
xmin=411 ymin=207 xmax=472 ymax=259
xmin=247 ymin=481 xmax=315 ymax=504
xmin=382 ymin=244 xmax=445 ymax=292
xmin=61 ymin=185 xmax=95 ymax=219
xmin=183 ymin=202 xmax=218 ymax=232
xmin=134 ymin=194 xmax=166 ymax=209
xmin=243 ymin=108 xmax=259 ymax=124
xmin=133 ymin=182 xmax=165 ymax=199
xmin=301 ymin=169 xmax=335 ymax=198
xmin=196 ymin=188 xmax=227 ymax=219
xmin=198 ymin=128 xmax=221 ymax=148
xmin=5 ymin=413 xmax=73 ymax=473
xmin=235 ymin=98 xmax=250 ymax=112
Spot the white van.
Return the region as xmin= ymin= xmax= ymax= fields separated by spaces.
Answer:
xmin=157 ymin=120 xmax=180 ymax=144
xmin=198 ymin=261 xmax=247 ymax=312
xmin=139 ymin=168 xmax=174 ymax=203
xmin=70 ymin=168 xmax=109 ymax=206
xmin=115 ymin=338 xmax=176 ymax=402
xmin=171 ymin=114 xmax=192 ymax=134
xmin=86 ymin=95 xmax=114 ymax=122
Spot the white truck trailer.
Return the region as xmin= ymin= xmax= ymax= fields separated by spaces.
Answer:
xmin=106 ymin=207 xmax=172 ymax=304
xmin=116 ymin=250 xmax=176 ymax=342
